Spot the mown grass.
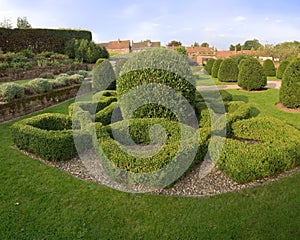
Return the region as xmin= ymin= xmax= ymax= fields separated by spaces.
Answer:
xmin=0 ymin=89 xmax=299 ymax=239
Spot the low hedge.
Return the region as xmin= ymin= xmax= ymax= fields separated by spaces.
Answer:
xmin=11 ymin=113 xmax=91 ymax=161
xmin=95 ymin=102 xmax=118 ymax=125
xmin=0 ymin=82 xmax=25 ymax=101
xmin=218 ymin=117 xmax=300 ymax=183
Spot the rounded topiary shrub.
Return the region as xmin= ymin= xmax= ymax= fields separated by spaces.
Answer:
xmin=276 ymin=59 xmax=290 ymax=79
xmin=263 ymin=59 xmax=276 ymax=77
xmin=211 ymin=59 xmax=223 ymax=78
xmin=279 ymin=59 xmax=300 ymax=108
xmin=238 ymin=57 xmax=267 ymax=90
xmin=93 ymin=59 xmax=116 ymax=90
xmin=218 ymin=117 xmax=300 ymax=183
xmin=204 ymin=58 xmax=215 ymax=75
xmin=114 ymin=58 xmax=127 ymax=79
xmin=27 ymin=78 xmax=53 ymax=94
xmin=117 ymin=48 xmax=196 ymax=121
xmin=0 ymin=82 xmax=25 ymax=102
xmin=218 ymin=58 xmax=239 ymax=82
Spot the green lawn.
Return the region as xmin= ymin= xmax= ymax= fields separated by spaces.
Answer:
xmin=0 ymin=89 xmax=299 ymax=239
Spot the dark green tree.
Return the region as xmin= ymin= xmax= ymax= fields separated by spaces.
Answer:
xmin=204 ymin=58 xmax=215 ymax=75
xmin=201 ymin=42 xmax=209 ymax=47
xmin=167 ymin=40 xmax=182 ymax=47
xmin=175 ymin=46 xmax=187 ymax=55
xmin=263 ymin=59 xmax=276 ymax=77
xmin=211 ymin=59 xmax=223 ymax=78
xmin=218 ymin=58 xmax=239 ymax=82
xmin=242 ymin=39 xmax=261 ymax=50
xmin=276 ymin=59 xmax=290 ymax=79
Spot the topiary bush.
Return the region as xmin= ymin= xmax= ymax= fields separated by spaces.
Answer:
xmin=238 ymin=57 xmax=267 ymax=90
xmin=117 ymin=48 xmax=196 ymax=121
xmin=217 ymin=117 xmax=300 ymax=183
xmin=68 ymin=74 xmax=84 ymax=84
xmin=276 ymin=59 xmax=290 ymax=79
xmin=39 ymin=72 xmax=55 ymax=79
xmin=211 ymin=59 xmax=223 ymax=78
xmin=279 ymin=59 xmax=300 ymax=108
xmin=0 ymin=82 xmax=25 ymax=102
xmin=93 ymin=59 xmax=116 ymax=90
xmin=263 ymin=59 xmax=276 ymax=77
xmin=11 ymin=113 xmax=91 ymax=161
xmin=204 ymin=58 xmax=215 ymax=75
xmin=77 ymin=70 xmax=89 ymax=78
xmin=26 ymin=78 xmax=53 ymax=94
xmin=218 ymin=58 xmax=239 ymax=82
xmin=95 ymin=102 xmax=118 ymax=125
xmin=114 ymin=59 xmax=127 ymax=79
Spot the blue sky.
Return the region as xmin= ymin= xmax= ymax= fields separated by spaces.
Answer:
xmin=1 ymin=0 xmax=300 ymax=49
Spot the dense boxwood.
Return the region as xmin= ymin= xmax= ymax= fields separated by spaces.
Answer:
xmin=211 ymin=59 xmax=223 ymax=78
xmin=0 ymin=82 xmax=25 ymax=102
xmin=218 ymin=117 xmax=300 ymax=183
xmin=95 ymin=102 xmax=118 ymax=125
xmin=93 ymin=59 xmax=116 ymax=90
xmin=263 ymin=59 xmax=276 ymax=77
xmin=114 ymin=59 xmax=128 ymax=78
xmin=26 ymin=78 xmax=53 ymax=94
xmin=204 ymin=59 xmax=215 ymax=75
xmin=218 ymin=58 xmax=239 ymax=82
xmin=279 ymin=59 xmax=300 ymax=108
xmin=117 ymin=48 xmax=196 ymax=120
xmin=11 ymin=113 xmax=91 ymax=161
xmin=238 ymin=57 xmax=267 ymax=90
xmin=276 ymin=59 xmax=290 ymax=79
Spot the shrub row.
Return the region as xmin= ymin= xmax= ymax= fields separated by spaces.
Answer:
xmin=276 ymin=59 xmax=290 ymax=79
xmin=218 ymin=58 xmax=239 ymax=82
xmin=0 ymin=82 xmax=24 ymax=101
xmin=11 ymin=113 xmax=91 ymax=160
xmin=217 ymin=117 xmax=300 ymax=183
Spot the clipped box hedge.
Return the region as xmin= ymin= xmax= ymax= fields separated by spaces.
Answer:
xmin=11 ymin=113 xmax=91 ymax=161
xmin=218 ymin=117 xmax=300 ymax=183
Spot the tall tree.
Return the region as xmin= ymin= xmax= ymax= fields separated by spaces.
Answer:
xmin=0 ymin=18 xmax=13 ymax=29
xmin=236 ymin=43 xmax=242 ymax=51
xmin=193 ymin=42 xmax=199 ymax=47
xmin=242 ymin=39 xmax=261 ymax=50
xmin=167 ymin=40 xmax=182 ymax=47
xmin=201 ymin=42 xmax=209 ymax=47
xmin=17 ymin=17 xmax=32 ymax=29
xmin=229 ymin=44 xmax=235 ymax=51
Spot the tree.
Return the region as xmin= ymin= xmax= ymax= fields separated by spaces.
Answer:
xmin=204 ymin=58 xmax=215 ymax=75
xmin=279 ymin=59 xmax=300 ymax=108
xmin=175 ymin=46 xmax=187 ymax=55
xmin=218 ymin=58 xmax=239 ymax=82
xmin=238 ymin=57 xmax=267 ymax=90
xmin=263 ymin=59 xmax=276 ymax=77
xmin=211 ymin=59 xmax=223 ymax=78
xmin=167 ymin=40 xmax=182 ymax=47
xmin=0 ymin=18 xmax=13 ymax=29
xmin=242 ymin=39 xmax=261 ymax=50
xmin=193 ymin=42 xmax=199 ymax=47
xmin=229 ymin=44 xmax=235 ymax=51
xmin=236 ymin=43 xmax=242 ymax=51
xmin=276 ymin=59 xmax=290 ymax=79
xmin=17 ymin=17 xmax=32 ymax=29
xmin=201 ymin=42 xmax=209 ymax=47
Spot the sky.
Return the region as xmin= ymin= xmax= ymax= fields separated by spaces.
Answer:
xmin=1 ymin=0 xmax=300 ymax=50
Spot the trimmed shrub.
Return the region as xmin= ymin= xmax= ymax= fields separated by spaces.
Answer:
xmin=26 ymin=78 xmax=53 ymax=94
xmin=10 ymin=113 xmax=91 ymax=161
xmin=50 ymin=76 xmax=69 ymax=88
xmin=218 ymin=117 xmax=300 ymax=183
xmin=276 ymin=59 xmax=290 ymax=79
xmin=218 ymin=58 xmax=239 ymax=82
xmin=263 ymin=59 xmax=276 ymax=77
xmin=77 ymin=70 xmax=89 ymax=78
xmin=95 ymin=102 xmax=118 ymax=125
xmin=92 ymin=90 xmax=117 ymax=102
xmin=114 ymin=59 xmax=127 ymax=78
xmin=39 ymin=72 xmax=55 ymax=79
xmin=279 ymin=59 xmax=300 ymax=108
xmin=68 ymin=74 xmax=84 ymax=84
xmin=93 ymin=59 xmax=116 ymax=90
xmin=204 ymin=58 xmax=215 ymax=75
xmin=211 ymin=59 xmax=223 ymax=78
xmin=117 ymin=48 xmax=195 ymax=120
xmin=238 ymin=57 xmax=267 ymax=90
xmin=0 ymin=82 xmax=25 ymax=102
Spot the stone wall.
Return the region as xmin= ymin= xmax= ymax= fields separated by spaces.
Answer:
xmin=0 ymin=64 xmax=94 ymax=83
xmin=0 ymin=83 xmax=92 ymax=123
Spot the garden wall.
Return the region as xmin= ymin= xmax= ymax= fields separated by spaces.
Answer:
xmin=0 ymin=64 xmax=94 ymax=83
xmin=0 ymin=83 xmax=91 ymax=123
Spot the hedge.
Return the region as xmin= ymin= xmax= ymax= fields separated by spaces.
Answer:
xmin=114 ymin=59 xmax=128 ymax=78
xmin=211 ymin=59 xmax=223 ymax=78
xmin=11 ymin=113 xmax=91 ymax=160
xmin=217 ymin=117 xmax=300 ymax=183
xmin=0 ymin=28 xmax=92 ymax=53
xmin=0 ymin=82 xmax=24 ymax=101
xmin=117 ymin=48 xmax=196 ymax=120
xmin=238 ymin=57 xmax=267 ymax=90
xmin=218 ymin=58 xmax=239 ymax=82
xmin=95 ymin=102 xmax=118 ymax=125
xmin=276 ymin=59 xmax=290 ymax=79
xmin=204 ymin=59 xmax=215 ymax=75
xmin=93 ymin=59 xmax=116 ymax=90
xmin=279 ymin=59 xmax=300 ymax=108
xmin=263 ymin=59 xmax=276 ymax=77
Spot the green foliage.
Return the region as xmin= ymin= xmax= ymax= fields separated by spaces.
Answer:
xmin=17 ymin=17 xmax=32 ymax=29
xmin=10 ymin=113 xmax=91 ymax=160
xmin=238 ymin=57 xmax=267 ymax=90
xmin=263 ymin=59 xmax=276 ymax=76
xmin=95 ymin=102 xmax=118 ymax=125
xmin=175 ymin=46 xmax=187 ymax=55
xmin=279 ymin=59 xmax=300 ymax=108
xmin=167 ymin=40 xmax=182 ymax=47
xmin=114 ymin=59 xmax=127 ymax=78
xmin=218 ymin=58 xmax=238 ymax=82
xmin=50 ymin=76 xmax=69 ymax=88
xmin=230 ymin=54 xmax=252 ymax=66
xmin=93 ymin=59 xmax=116 ymax=90
xmin=242 ymin=39 xmax=261 ymax=50
xmin=117 ymin=48 xmax=195 ymax=120
xmin=39 ymin=72 xmax=55 ymax=79
xmin=27 ymin=78 xmax=53 ymax=94
xmin=0 ymin=28 xmax=92 ymax=53
xmin=68 ymin=74 xmax=84 ymax=84
xmin=204 ymin=58 xmax=215 ymax=75
xmin=211 ymin=59 xmax=223 ymax=78
xmin=218 ymin=117 xmax=300 ymax=183
xmin=0 ymin=82 xmax=25 ymax=101
xmin=276 ymin=59 xmax=290 ymax=79
xmin=77 ymin=70 xmax=89 ymax=78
